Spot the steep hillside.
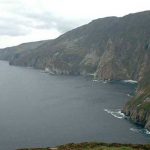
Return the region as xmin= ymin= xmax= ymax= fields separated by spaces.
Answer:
xmin=8 ymin=16 xmax=119 ymax=74
xmin=123 ymin=54 xmax=150 ymax=131
xmin=0 ymin=11 xmax=150 ymax=131
xmin=6 ymin=11 xmax=150 ymax=81
xmin=123 ymin=85 xmax=150 ymax=131
xmin=0 ymin=40 xmax=49 ymax=61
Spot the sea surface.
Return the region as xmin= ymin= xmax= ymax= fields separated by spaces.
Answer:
xmin=0 ymin=61 xmax=149 ymax=150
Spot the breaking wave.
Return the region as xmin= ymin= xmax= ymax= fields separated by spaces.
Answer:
xmin=104 ymin=108 xmax=150 ymax=136
xmin=130 ymin=128 xmax=150 ymax=135
xmin=145 ymin=129 xmax=150 ymax=135
xmin=127 ymin=93 xmax=133 ymax=97
xmin=92 ymin=79 xmax=99 ymax=82
xmin=122 ymin=80 xmax=137 ymax=84
xmin=104 ymin=109 xmax=125 ymax=119
xmin=130 ymin=128 xmax=140 ymax=133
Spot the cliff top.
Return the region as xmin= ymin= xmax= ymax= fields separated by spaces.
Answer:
xmin=17 ymin=142 xmax=150 ymax=150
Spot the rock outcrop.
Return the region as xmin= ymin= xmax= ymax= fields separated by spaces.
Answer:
xmin=123 ymin=86 xmax=150 ymax=130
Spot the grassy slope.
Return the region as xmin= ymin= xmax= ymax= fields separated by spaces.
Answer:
xmin=17 ymin=142 xmax=150 ymax=150
xmin=123 ymin=58 xmax=150 ymax=128
xmin=126 ymin=86 xmax=150 ymax=111
xmin=124 ymin=86 xmax=150 ymax=131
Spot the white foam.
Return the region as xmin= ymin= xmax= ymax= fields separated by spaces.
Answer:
xmin=93 ymin=79 xmax=98 ymax=82
xmin=145 ymin=129 xmax=150 ymax=135
xmin=104 ymin=109 xmax=125 ymax=119
xmin=130 ymin=127 xmax=150 ymax=135
xmin=44 ymin=67 xmax=50 ymax=73
xmin=123 ymin=80 xmax=138 ymax=84
xmin=130 ymin=128 xmax=140 ymax=133
xmin=103 ymin=80 xmax=108 ymax=84
xmin=127 ymin=94 xmax=132 ymax=97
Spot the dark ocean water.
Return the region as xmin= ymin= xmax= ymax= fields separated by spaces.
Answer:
xmin=0 ymin=61 xmax=149 ymax=150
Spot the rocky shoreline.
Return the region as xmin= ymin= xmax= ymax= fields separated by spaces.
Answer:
xmin=123 ymin=86 xmax=150 ymax=131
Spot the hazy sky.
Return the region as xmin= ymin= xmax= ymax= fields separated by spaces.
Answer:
xmin=0 ymin=0 xmax=149 ymax=48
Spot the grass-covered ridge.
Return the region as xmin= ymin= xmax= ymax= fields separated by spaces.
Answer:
xmin=17 ymin=142 xmax=150 ymax=150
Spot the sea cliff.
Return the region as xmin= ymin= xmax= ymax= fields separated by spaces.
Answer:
xmin=0 ymin=11 xmax=150 ymax=131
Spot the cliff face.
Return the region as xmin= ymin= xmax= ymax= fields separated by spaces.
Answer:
xmin=123 ymin=85 xmax=150 ymax=131
xmin=123 ymin=53 xmax=150 ymax=131
xmin=8 ymin=16 xmax=119 ymax=74
xmin=6 ymin=11 xmax=150 ymax=80
xmin=0 ymin=11 xmax=150 ymax=130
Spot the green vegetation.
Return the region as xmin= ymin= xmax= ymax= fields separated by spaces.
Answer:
xmin=17 ymin=142 xmax=150 ymax=150
xmin=123 ymin=85 xmax=150 ymax=129
xmin=127 ymin=85 xmax=150 ymax=110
